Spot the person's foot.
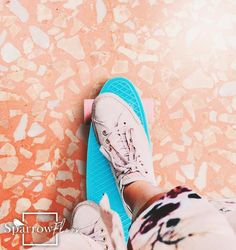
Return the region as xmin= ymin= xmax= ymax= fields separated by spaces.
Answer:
xmin=71 ymin=201 xmax=112 ymax=250
xmin=92 ymin=93 xmax=156 ymax=215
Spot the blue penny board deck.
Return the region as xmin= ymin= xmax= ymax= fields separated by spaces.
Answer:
xmin=86 ymin=77 xmax=151 ymax=241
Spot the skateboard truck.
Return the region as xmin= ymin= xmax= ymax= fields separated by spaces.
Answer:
xmin=84 ymin=98 xmax=154 ymax=125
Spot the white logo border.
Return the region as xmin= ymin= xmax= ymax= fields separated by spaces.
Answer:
xmin=22 ymin=212 xmax=59 ymax=246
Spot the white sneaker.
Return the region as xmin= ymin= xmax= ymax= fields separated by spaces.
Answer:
xmin=71 ymin=195 xmax=126 ymax=250
xmin=92 ymin=93 xmax=156 ymax=215
xmin=71 ymin=201 xmax=113 ymax=250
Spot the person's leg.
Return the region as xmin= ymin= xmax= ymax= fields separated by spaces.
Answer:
xmin=123 ymin=181 xmax=166 ymax=218
xmin=209 ymin=198 xmax=236 ymax=234
xmin=92 ymin=93 xmax=236 ymax=250
xmin=123 ymin=170 xmax=236 ymax=250
xmin=128 ymin=186 xmax=236 ymax=250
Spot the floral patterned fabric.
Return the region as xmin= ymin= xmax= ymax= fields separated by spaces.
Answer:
xmin=129 ymin=186 xmax=236 ymax=250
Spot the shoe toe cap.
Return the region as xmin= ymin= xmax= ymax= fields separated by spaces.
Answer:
xmin=72 ymin=203 xmax=100 ymax=228
xmin=92 ymin=94 xmax=124 ymax=124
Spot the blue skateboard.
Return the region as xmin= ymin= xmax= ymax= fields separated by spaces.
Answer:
xmin=86 ymin=77 xmax=151 ymax=241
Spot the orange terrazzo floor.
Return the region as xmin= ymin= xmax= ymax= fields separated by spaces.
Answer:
xmin=1 ymin=0 xmax=236 ymax=249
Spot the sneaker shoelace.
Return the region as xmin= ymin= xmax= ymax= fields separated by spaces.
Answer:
xmin=71 ymin=219 xmax=109 ymax=249
xmin=99 ymin=123 xmax=148 ymax=190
